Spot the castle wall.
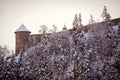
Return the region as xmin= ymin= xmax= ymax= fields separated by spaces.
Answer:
xmin=30 ymin=34 xmax=42 ymax=45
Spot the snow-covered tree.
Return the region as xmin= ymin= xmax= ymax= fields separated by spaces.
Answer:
xmin=1 ymin=6 xmax=120 ymax=79
xmin=88 ymin=14 xmax=95 ymax=24
xmin=39 ymin=25 xmax=48 ymax=34
xmin=101 ymin=6 xmax=111 ymax=21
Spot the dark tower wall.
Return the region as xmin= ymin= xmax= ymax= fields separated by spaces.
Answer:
xmin=15 ymin=31 xmax=31 ymax=55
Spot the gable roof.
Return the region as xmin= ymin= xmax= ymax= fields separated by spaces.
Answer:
xmin=15 ymin=24 xmax=31 ymax=33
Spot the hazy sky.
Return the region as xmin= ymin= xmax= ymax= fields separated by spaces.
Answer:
xmin=0 ymin=0 xmax=120 ymax=52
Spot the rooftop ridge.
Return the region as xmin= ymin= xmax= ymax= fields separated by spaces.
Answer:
xmin=15 ymin=24 xmax=31 ymax=33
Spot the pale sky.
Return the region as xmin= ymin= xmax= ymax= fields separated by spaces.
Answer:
xmin=0 ymin=0 xmax=120 ymax=52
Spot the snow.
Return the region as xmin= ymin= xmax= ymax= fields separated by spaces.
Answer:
xmin=112 ymin=25 xmax=118 ymax=34
xmin=1 ymin=16 xmax=120 ymax=79
xmin=15 ymin=24 xmax=31 ymax=32
xmin=84 ymin=32 xmax=90 ymax=39
xmin=68 ymin=36 xmax=73 ymax=46
xmin=15 ymin=54 xmax=20 ymax=62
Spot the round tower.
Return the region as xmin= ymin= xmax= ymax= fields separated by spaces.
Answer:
xmin=15 ymin=24 xmax=31 ymax=55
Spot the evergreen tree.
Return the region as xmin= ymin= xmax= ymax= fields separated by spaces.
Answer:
xmin=101 ymin=6 xmax=111 ymax=21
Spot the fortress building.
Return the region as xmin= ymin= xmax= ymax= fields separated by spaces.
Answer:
xmin=15 ymin=18 xmax=120 ymax=55
xmin=15 ymin=24 xmax=31 ymax=55
xmin=15 ymin=24 xmax=43 ymax=55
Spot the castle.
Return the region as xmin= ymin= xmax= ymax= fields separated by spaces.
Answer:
xmin=15 ymin=24 xmax=42 ymax=55
xmin=15 ymin=17 xmax=120 ymax=55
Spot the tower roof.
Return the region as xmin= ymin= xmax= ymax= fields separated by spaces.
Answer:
xmin=63 ymin=24 xmax=67 ymax=30
xmin=15 ymin=24 xmax=31 ymax=33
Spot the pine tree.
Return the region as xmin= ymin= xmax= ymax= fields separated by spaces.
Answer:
xmin=101 ymin=6 xmax=111 ymax=21
xmin=88 ymin=14 xmax=95 ymax=24
xmin=114 ymin=22 xmax=120 ymax=77
xmin=73 ymin=14 xmax=79 ymax=29
xmin=78 ymin=13 xmax=82 ymax=26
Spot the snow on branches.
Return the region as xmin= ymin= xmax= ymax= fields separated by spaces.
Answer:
xmin=0 ymin=6 xmax=120 ymax=80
